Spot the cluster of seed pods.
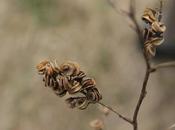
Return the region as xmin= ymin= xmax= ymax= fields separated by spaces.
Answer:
xmin=36 ymin=60 xmax=102 ymax=110
xmin=142 ymin=7 xmax=166 ymax=57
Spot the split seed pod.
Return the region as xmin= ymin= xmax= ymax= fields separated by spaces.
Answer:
xmin=142 ymin=8 xmax=157 ymax=24
xmin=36 ymin=60 xmax=102 ymax=110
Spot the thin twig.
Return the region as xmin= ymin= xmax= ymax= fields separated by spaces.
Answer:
xmin=132 ymin=67 xmax=151 ymax=130
xmin=152 ymin=61 xmax=175 ymax=71
xmin=127 ymin=0 xmax=152 ymax=130
xmin=98 ymin=102 xmax=133 ymax=124
xmin=158 ymin=0 xmax=163 ymax=22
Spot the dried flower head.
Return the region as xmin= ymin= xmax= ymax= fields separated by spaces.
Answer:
xmin=90 ymin=119 xmax=104 ymax=130
xmin=36 ymin=60 xmax=102 ymax=110
xmin=142 ymin=4 xmax=166 ymax=58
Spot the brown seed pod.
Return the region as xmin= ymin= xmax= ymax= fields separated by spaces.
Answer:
xmin=36 ymin=60 xmax=60 ymax=76
xmin=151 ymin=21 xmax=166 ymax=33
xmin=149 ymin=37 xmax=164 ymax=46
xmin=67 ymin=81 xmax=82 ymax=94
xmin=142 ymin=8 xmax=157 ymax=24
xmin=144 ymin=42 xmax=156 ymax=57
xmin=36 ymin=60 xmax=102 ymax=110
xmin=55 ymin=76 xmax=69 ymax=97
xmin=60 ymin=61 xmax=80 ymax=76
xmin=81 ymin=77 xmax=96 ymax=90
xmin=71 ymin=71 xmax=86 ymax=81
xmin=86 ymin=88 xmax=102 ymax=103
xmin=36 ymin=60 xmax=60 ymax=87
xmin=66 ymin=97 xmax=89 ymax=110
xmin=36 ymin=60 xmax=50 ymax=74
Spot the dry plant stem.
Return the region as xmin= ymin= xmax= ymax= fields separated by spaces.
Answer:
xmin=98 ymin=102 xmax=133 ymax=124
xmin=129 ymin=1 xmax=152 ymax=129
xmin=152 ymin=61 xmax=175 ymax=71
xmin=132 ymin=58 xmax=151 ymax=130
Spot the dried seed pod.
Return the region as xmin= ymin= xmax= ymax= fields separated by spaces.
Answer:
xmin=36 ymin=60 xmax=60 ymax=76
xmin=71 ymin=71 xmax=86 ymax=81
xmin=149 ymin=37 xmax=164 ymax=46
xmin=81 ymin=77 xmax=96 ymax=89
xmin=37 ymin=60 xmax=102 ymax=110
xmin=77 ymin=98 xmax=89 ymax=110
xmin=36 ymin=60 xmax=50 ymax=75
xmin=66 ymin=97 xmax=89 ymax=110
xmin=142 ymin=8 xmax=157 ymax=24
xmin=86 ymin=88 xmax=102 ymax=103
xmin=142 ymin=4 xmax=166 ymax=58
xmin=67 ymin=81 xmax=82 ymax=94
xmin=36 ymin=60 xmax=60 ymax=87
xmin=151 ymin=21 xmax=166 ymax=33
xmin=60 ymin=61 xmax=80 ymax=76
xmin=55 ymin=77 xmax=68 ymax=97
xmin=144 ymin=42 xmax=156 ymax=57
xmin=143 ymin=28 xmax=150 ymax=41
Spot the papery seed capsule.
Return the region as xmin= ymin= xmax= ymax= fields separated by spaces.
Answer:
xmin=56 ymin=77 xmax=67 ymax=97
xmin=86 ymin=88 xmax=102 ymax=102
xmin=71 ymin=71 xmax=86 ymax=81
xmin=151 ymin=21 xmax=166 ymax=33
xmin=36 ymin=60 xmax=50 ymax=74
xmin=37 ymin=60 xmax=102 ymax=110
xmin=60 ymin=61 xmax=80 ymax=76
xmin=65 ymin=97 xmax=77 ymax=108
xmin=66 ymin=97 xmax=89 ymax=110
xmin=149 ymin=37 xmax=164 ymax=46
xmin=142 ymin=8 xmax=157 ymax=24
xmin=77 ymin=99 xmax=89 ymax=110
xmin=144 ymin=42 xmax=156 ymax=57
xmin=81 ymin=77 xmax=96 ymax=89
xmin=67 ymin=81 xmax=82 ymax=94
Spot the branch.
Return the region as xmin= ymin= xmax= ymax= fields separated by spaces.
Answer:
xmin=132 ymin=68 xmax=151 ymax=130
xmin=127 ymin=1 xmax=152 ymax=130
xmin=152 ymin=61 xmax=175 ymax=72
xmin=98 ymin=102 xmax=133 ymax=124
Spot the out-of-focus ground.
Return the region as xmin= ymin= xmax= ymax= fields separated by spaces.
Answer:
xmin=0 ymin=0 xmax=175 ymax=130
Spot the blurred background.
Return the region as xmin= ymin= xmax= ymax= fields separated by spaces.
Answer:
xmin=0 ymin=0 xmax=175 ymax=130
